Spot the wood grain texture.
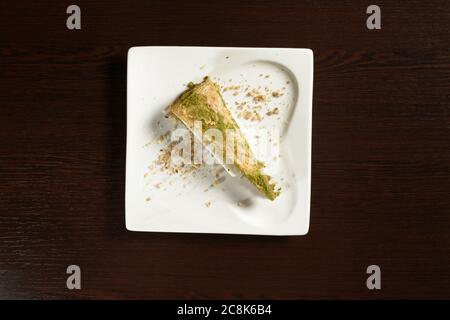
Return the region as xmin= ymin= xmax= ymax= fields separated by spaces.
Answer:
xmin=0 ymin=0 xmax=449 ymax=299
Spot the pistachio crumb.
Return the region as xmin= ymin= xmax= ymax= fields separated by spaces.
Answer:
xmin=272 ymin=91 xmax=284 ymax=98
xmin=266 ymin=107 xmax=279 ymax=116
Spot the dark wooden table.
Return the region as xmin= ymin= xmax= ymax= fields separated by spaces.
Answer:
xmin=0 ymin=0 xmax=449 ymax=299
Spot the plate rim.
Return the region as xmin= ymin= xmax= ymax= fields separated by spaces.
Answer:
xmin=125 ymin=45 xmax=313 ymax=236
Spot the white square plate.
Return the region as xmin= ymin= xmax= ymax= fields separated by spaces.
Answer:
xmin=126 ymin=46 xmax=313 ymax=235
